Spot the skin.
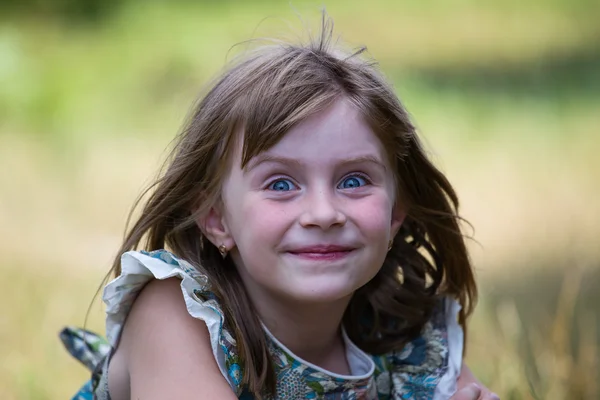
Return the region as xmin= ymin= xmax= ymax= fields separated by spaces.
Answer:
xmin=109 ymin=98 xmax=499 ymax=399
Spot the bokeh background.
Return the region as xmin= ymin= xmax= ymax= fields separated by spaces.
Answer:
xmin=1 ymin=0 xmax=599 ymax=399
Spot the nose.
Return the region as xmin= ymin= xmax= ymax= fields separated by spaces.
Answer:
xmin=299 ymin=188 xmax=347 ymax=230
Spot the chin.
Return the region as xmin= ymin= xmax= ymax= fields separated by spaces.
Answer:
xmin=283 ymin=278 xmax=361 ymax=304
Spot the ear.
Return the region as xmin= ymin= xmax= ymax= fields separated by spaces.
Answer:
xmin=390 ymin=203 xmax=406 ymax=239
xmin=196 ymin=205 xmax=235 ymax=251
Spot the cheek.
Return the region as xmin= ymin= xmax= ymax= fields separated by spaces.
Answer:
xmin=232 ymin=199 xmax=294 ymax=278
xmin=237 ymin=198 xmax=293 ymax=244
xmin=352 ymin=196 xmax=394 ymax=239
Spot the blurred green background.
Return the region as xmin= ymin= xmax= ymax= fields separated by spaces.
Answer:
xmin=1 ymin=0 xmax=599 ymax=399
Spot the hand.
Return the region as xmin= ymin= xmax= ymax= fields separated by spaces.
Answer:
xmin=450 ymin=383 xmax=500 ymax=400
xmin=454 ymin=363 xmax=500 ymax=400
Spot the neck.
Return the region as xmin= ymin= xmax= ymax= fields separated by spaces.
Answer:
xmin=252 ymin=291 xmax=353 ymax=374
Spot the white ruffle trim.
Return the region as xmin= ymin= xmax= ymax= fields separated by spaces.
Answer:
xmin=102 ymin=251 xmax=235 ymax=389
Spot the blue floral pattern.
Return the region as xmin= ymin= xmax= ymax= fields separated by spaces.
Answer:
xmin=371 ymin=301 xmax=450 ymax=399
xmin=264 ymin=337 xmax=377 ymax=399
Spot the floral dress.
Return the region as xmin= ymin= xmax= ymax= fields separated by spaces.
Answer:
xmin=61 ymin=250 xmax=464 ymax=399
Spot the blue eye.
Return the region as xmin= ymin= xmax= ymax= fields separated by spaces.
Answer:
xmin=339 ymin=175 xmax=368 ymax=189
xmin=268 ymin=179 xmax=297 ymax=191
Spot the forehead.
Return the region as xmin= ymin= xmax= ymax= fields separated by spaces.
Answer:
xmin=241 ymin=99 xmax=387 ymax=169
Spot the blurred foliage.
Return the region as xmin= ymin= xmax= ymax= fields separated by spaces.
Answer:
xmin=0 ymin=0 xmax=598 ymax=144
xmin=0 ymin=0 xmax=122 ymax=21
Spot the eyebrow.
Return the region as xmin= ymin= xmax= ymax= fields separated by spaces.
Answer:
xmin=244 ymin=154 xmax=387 ymax=172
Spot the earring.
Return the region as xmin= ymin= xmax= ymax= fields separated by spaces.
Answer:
xmin=387 ymin=239 xmax=393 ymax=251
xmin=218 ymin=244 xmax=228 ymax=258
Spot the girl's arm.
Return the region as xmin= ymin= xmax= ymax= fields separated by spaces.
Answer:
xmin=113 ymin=278 xmax=238 ymax=400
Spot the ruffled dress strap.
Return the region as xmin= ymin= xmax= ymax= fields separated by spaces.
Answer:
xmin=63 ymin=250 xmax=244 ymax=399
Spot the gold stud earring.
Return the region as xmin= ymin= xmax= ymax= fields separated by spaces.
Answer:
xmin=387 ymin=239 xmax=393 ymax=251
xmin=218 ymin=244 xmax=228 ymax=258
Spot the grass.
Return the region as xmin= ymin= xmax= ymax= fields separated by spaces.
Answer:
xmin=0 ymin=261 xmax=105 ymax=400
xmin=468 ymin=264 xmax=600 ymax=399
xmin=1 ymin=0 xmax=599 ymax=398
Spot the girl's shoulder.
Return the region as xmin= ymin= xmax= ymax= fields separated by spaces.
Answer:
xmin=61 ymin=250 xmax=244 ymax=399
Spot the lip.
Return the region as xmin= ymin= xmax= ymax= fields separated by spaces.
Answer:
xmin=286 ymin=244 xmax=356 ymax=261
xmin=288 ymin=244 xmax=355 ymax=253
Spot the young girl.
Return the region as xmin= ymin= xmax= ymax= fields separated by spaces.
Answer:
xmin=62 ymin=15 xmax=499 ymax=400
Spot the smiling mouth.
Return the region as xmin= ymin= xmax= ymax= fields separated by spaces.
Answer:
xmin=287 ymin=246 xmax=356 ymax=261
xmin=288 ymin=251 xmax=354 ymax=261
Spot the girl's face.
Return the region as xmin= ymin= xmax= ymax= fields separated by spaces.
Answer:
xmin=212 ymin=99 xmax=403 ymax=305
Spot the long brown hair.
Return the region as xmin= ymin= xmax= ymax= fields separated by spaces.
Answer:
xmin=111 ymin=14 xmax=477 ymax=397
